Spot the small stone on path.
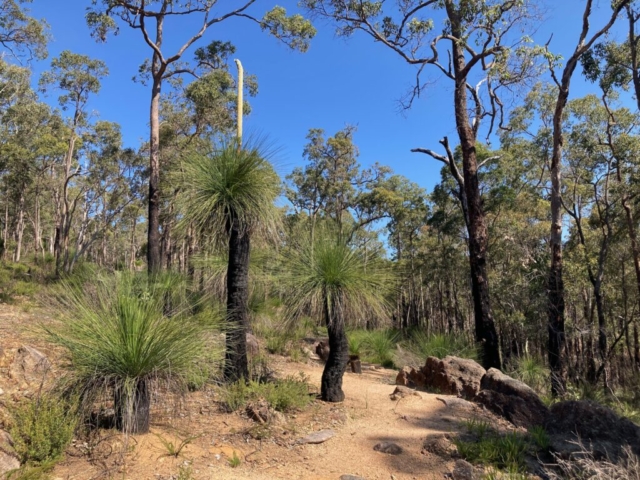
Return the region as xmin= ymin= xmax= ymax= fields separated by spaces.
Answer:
xmin=390 ymin=386 xmax=421 ymax=400
xmin=340 ymin=475 xmax=366 ymax=480
xmin=296 ymin=429 xmax=336 ymax=445
xmin=373 ymin=442 xmax=403 ymax=455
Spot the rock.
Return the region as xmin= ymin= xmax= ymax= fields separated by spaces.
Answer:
xmin=395 ymin=366 xmax=426 ymax=389
xmin=9 ymin=345 xmax=51 ymax=385
xmin=246 ymin=333 xmax=259 ymax=357
xmin=423 ymin=356 xmax=485 ymax=399
xmin=475 ymin=368 xmax=548 ymax=428
xmin=340 ymin=476 xmax=366 ymax=480
xmin=373 ymin=442 xmax=403 ymax=455
xmin=315 ymin=340 xmax=330 ymax=363
xmin=451 ymin=459 xmax=482 ymax=480
xmin=389 ymin=386 xmax=421 ymax=401
xmin=421 ymin=434 xmax=457 ymax=458
xmin=544 ymin=400 xmax=640 ymax=460
xmin=435 ymin=396 xmax=474 ymax=410
xmin=296 ymin=429 xmax=336 ymax=445
xmin=0 ymin=450 xmax=20 ymax=478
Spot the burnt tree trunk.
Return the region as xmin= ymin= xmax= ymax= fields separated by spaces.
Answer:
xmin=223 ymin=220 xmax=250 ymax=382
xmin=114 ymin=379 xmax=150 ymax=434
xmin=321 ymin=293 xmax=349 ymax=402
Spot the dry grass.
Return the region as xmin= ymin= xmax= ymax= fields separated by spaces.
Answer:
xmin=545 ymin=441 xmax=640 ymax=480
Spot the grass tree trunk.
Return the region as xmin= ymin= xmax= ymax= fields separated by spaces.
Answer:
xmin=114 ymin=379 xmax=150 ymax=434
xmin=321 ymin=295 xmax=349 ymax=402
xmin=223 ymin=221 xmax=250 ymax=382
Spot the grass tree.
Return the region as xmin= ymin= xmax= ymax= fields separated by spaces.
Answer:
xmin=177 ymin=140 xmax=280 ymax=382
xmin=286 ymin=229 xmax=391 ymax=402
xmin=46 ymin=273 xmax=208 ymax=434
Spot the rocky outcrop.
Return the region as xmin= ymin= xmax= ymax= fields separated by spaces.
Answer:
xmin=396 ymin=356 xmax=485 ymax=398
xmin=0 ymin=430 xmax=20 ymax=478
xmin=423 ymin=356 xmax=486 ymax=399
xmin=474 ymin=368 xmax=548 ymax=428
xmin=544 ymin=400 xmax=640 ymax=460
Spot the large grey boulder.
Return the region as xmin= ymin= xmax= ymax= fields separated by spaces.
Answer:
xmin=544 ymin=400 xmax=640 ymax=460
xmin=474 ymin=368 xmax=548 ymax=428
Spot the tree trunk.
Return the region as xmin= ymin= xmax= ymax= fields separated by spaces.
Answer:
xmin=223 ymin=221 xmax=250 ymax=382
xmin=448 ymin=6 xmax=500 ymax=370
xmin=114 ymin=379 xmax=150 ymax=434
xmin=321 ymin=293 xmax=349 ymax=402
xmin=147 ymin=74 xmax=162 ymax=274
xmin=14 ymin=193 xmax=25 ymax=262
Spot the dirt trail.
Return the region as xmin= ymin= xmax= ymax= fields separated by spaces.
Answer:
xmin=0 ymin=304 xmax=489 ymax=480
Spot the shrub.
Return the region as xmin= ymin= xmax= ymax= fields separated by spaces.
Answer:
xmin=9 ymin=393 xmax=77 ymax=465
xmin=220 ymin=374 xmax=312 ymax=413
xmin=510 ymin=355 xmax=548 ymax=394
xmin=407 ymin=331 xmax=479 ymax=361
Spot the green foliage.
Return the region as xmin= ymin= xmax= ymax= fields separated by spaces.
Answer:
xmin=261 ymin=6 xmax=316 ymax=53
xmin=455 ymin=419 xmax=550 ymax=475
xmin=229 ymin=451 xmax=242 ymax=468
xmin=528 ymin=425 xmax=550 ymax=451
xmin=220 ymin=375 xmax=312 ymax=413
xmin=153 ymin=432 xmax=200 ymax=458
xmin=407 ymin=331 xmax=479 ymax=361
xmin=509 ymin=355 xmax=548 ymax=394
xmin=362 ymin=329 xmax=399 ymax=367
xmin=9 ymin=393 xmax=77 ymax=465
xmin=175 ymin=139 xmax=280 ymax=244
xmin=44 ymin=273 xmax=216 ymax=425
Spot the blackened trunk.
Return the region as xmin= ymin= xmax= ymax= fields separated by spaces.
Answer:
xmin=223 ymin=222 xmax=250 ymax=382
xmin=114 ymin=379 xmax=150 ymax=434
xmin=321 ymin=307 xmax=349 ymax=402
xmin=446 ymin=5 xmax=500 ymax=369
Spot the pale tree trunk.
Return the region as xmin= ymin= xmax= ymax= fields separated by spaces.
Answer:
xmin=14 ymin=193 xmax=25 ymax=262
xmin=545 ymin=0 xmax=627 ymax=395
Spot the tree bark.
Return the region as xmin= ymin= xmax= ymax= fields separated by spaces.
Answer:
xmin=223 ymin=221 xmax=251 ymax=382
xmin=114 ymin=379 xmax=150 ymax=434
xmin=448 ymin=5 xmax=501 ymax=370
xmin=147 ymin=73 xmax=162 ymax=274
xmin=321 ymin=293 xmax=349 ymax=402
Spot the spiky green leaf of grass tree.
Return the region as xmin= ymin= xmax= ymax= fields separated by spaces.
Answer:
xmin=44 ymin=273 xmax=214 ymax=433
xmin=174 ymin=140 xmax=280 ymax=243
xmin=285 ymin=231 xmax=393 ymax=328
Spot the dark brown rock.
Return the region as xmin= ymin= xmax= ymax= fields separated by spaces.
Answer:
xmin=422 ymin=356 xmax=485 ymax=399
xmin=315 ymin=340 xmax=330 ymax=363
xmin=395 ymin=366 xmax=426 ymax=389
xmin=373 ymin=442 xmax=403 ymax=455
xmin=544 ymin=400 xmax=640 ymax=460
xmin=475 ymin=368 xmax=548 ymax=428
xmin=390 ymin=386 xmax=421 ymax=401
xmin=422 ymin=433 xmax=457 ymax=458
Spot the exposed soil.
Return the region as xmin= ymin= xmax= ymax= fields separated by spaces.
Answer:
xmin=0 ymin=304 xmax=507 ymax=480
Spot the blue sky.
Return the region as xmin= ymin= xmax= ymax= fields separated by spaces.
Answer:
xmin=23 ymin=0 xmax=630 ymax=195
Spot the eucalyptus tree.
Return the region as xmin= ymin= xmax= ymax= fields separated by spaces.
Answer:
xmin=176 ymin=141 xmax=280 ymax=382
xmin=286 ymin=126 xmax=391 ymax=245
xmin=39 ymin=51 xmax=109 ymax=276
xmin=541 ymin=0 xmax=630 ymax=395
xmin=301 ymin=0 xmax=547 ymax=369
xmin=0 ymin=0 xmax=48 ymax=60
xmin=86 ymin=0 xmax=315 ymax=274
